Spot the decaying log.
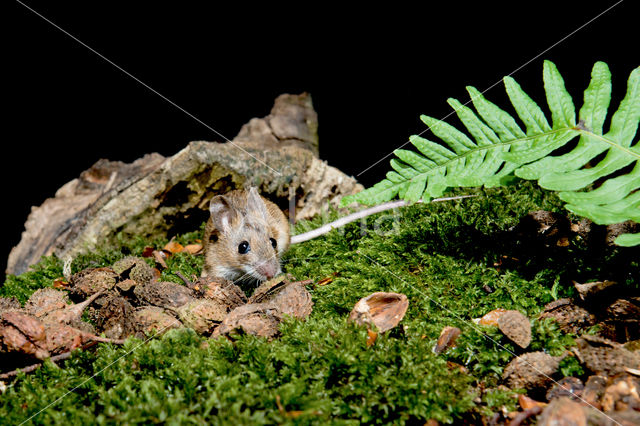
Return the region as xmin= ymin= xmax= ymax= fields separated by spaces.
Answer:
xmin=7 ymin=93 xmax=362 ymax=276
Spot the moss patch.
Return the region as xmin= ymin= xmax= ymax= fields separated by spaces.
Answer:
xmin=1 ymin=182 xmax=637 ymax=424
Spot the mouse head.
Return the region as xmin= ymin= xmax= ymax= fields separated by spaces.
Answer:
xmin=207 ymin=187 xmax=282 ymax=283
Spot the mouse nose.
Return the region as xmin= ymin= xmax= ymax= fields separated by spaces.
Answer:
xmin=256 ymin=262 xmax=278 ymax=279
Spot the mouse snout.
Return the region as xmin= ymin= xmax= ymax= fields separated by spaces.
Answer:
xmin=256 ymin=261 xmax=278 ymax=279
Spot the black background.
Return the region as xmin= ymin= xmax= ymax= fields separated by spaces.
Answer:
xmin=5 ymin=1 xmax=638 ymax=281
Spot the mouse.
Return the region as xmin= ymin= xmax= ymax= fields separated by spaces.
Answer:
xmin=202 ymin=187 xmax=290 ymax=284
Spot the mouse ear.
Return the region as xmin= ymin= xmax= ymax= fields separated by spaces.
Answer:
xmin=246 ymin=187 xmax=269 ymax=221
xmin=209 ymin=195 xmax=238 ymax=232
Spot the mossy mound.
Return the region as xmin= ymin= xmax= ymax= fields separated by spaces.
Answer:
xmin=1 ymin=182 xmax=637 ymax=424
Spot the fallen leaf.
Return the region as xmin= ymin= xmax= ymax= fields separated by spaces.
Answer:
xmin=151 ymin=268 xmax=162 ymax=281
xmin=0 ymin=311 xmax=49 ymax=359
xmin=183 ymin=244 xmax=203 ymax=255
xmin=518 ymin=394 xmax=546 ymax=410
xmin=316 ymin=276 xmax=334 ymax=286
xmin=366 ymin=329 xmax=378 ymax=347
xmin=152 ymin=250 xmax=168 ymax=269
xmin=141 ymin=246 xmax=155 ymax=258
xmin=52 ymin=277 xmax=69 ymax=289
xmin=163 ymin=241 xmax=184 ymax=254
xmin=433 ymin=326 xmax=461 ymax=354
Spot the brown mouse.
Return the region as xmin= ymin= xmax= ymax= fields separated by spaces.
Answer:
xmin=201 ymin=187 xmax=290 ymax=283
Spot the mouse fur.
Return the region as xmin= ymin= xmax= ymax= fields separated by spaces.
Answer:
xmin=201 ymin=187 xmax=290 ymax=284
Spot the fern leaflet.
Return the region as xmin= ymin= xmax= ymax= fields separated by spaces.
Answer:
xmin=342 ymin=61 xmax=640 ymax=246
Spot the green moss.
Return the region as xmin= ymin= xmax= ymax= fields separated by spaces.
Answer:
xmin=1 ymin=182 xmax=636 ymax=423
xmin=1 ymin=256 xmax=64 ymax=303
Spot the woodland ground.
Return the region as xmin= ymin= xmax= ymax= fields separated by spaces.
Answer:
xmin=1 ymin=182 xmax=637 ymax=424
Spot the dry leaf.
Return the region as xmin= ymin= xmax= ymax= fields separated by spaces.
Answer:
xmin=366 ymin=329 xmax=378 ymax=347
xmin=152 ymin=250 xmax=169 ymax=269
xmin=163 ymin=241 xmax=184 ymax=254
xmin=518 ymin=394 xmax=546 ymax=410
xmin=52 ymin=277 xmax=69 ymax=289
xmin=115 ymin=278 xmax=137 ymax=292
xmin=348 ymin=292 xmax=408 ymax=333
xmin=183 ymin=244 xmax=203 ymax=255
xmin=141 ymin=246 xmax=155 ymax=257
xmin=433 ymin=326 xmax=461 ymax=355
xmin=0 ymin=311 xmax=49 ymax=359
xmin=316 ymin=276 xmax=334 ymax=286
xmin=44 ymin=323 xmax=85 ymax=355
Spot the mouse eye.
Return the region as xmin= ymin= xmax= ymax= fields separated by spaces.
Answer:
xmin=238 ymin=241 xmax=250 ymax=254
xmin=270 ymin=238 xmax=277 ymax=249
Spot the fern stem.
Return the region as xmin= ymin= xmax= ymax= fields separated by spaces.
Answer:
xmin=575 ymin=129 xmax=640 ymax=159
xmin=291 ymin=195 xmax=478 ymax=244
xmin=377 ymin=128 xmax=578 ymax=197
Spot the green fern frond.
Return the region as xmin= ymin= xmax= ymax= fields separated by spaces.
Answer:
xmin=342 ymin=61 xmax=640 ymax=245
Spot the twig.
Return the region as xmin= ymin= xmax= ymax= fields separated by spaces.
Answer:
xmin=507 ymin=406 xmax=543 ymax=426
xmin=84 ymin=334 xmax=126 ymax=345
xmin=0 ymin=341 xmax=103 ymax=380
xmin=175 ymin=271 xmax=193 ymax=288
